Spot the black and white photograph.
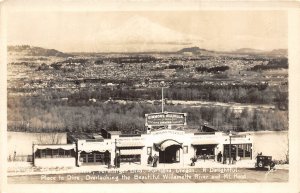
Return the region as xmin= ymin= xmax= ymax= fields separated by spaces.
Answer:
xmin=0 ymin=1 xmax=300 ymax=193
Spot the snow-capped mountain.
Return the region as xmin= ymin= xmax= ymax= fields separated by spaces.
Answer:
xmin=89 ymin=16 xmax=203 ymax=46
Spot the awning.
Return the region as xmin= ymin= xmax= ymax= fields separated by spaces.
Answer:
xmin=117 ymin=141 xmax=144 ymax=147
xmin=80 ymin=143 xmax=111 ymax=153
xmin=120 ymin=149 xmax=142 ymax=155
xmin=157 ymin=140 xmax=182 ymax=151
xmin=34 ymin=144 xmax=76 ymax=151
xmin=191 ymin=139 xmax=219 ymax=145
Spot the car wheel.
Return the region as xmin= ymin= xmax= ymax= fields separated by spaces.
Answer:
xmin=258 ymin=161 xmax=263 ymax=168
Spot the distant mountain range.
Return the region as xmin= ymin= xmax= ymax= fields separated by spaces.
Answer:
xmin=231 ymin=48 xmax=287 ymax=56
xmin=177 ymin=47 xmax=207 ymax=53
xmin=8 ymin=45 xmax=287 ymax=57
xmin=8 ymin=45 xmax=72 ymax=57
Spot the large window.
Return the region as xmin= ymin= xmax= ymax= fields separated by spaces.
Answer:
xmin=80 ymin=151 xmax=108 ymax=164
xmin=195 ymin=145 xmax=216 ymax=159
xmin=35 ymin=149 xmax=75 ymax=158
xmin=119 ymin=155 xmax=141 ymax=163
xmin=223 ymin=144 xmax=252 ymax=160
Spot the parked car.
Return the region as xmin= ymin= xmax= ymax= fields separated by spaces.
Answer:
xmin=255 ymin=155 xmax=275 ymax=170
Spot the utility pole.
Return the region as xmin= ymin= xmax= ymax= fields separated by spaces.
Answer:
xmin=162 ymin=87 xmax=164 ymax=113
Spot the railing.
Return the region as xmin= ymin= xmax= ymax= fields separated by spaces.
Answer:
xmin=8 ymin=155 xmax=33 ymax=162
xmin=85 ymin=139 xmax=104 ymax=142
xmin=197 ymin=155 xmax=216 ymax=160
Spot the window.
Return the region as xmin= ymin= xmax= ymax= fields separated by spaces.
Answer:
xmin=183 ymin=146 xmax=188 ymax=154
xmin=95 ymin=153 xmax=104 ymax=163
xmin=147 ymin=147 xmax=152 ymax=155
xmin=120 ymin=155 xmax=141 ymax=163
xmin=65 ymin=150 xmax=70 ymax=157
xmin=52 ymin=149 xmax=59 ymax=157
xmin=237 ymin=144 xmax=244 ymax=157
xmin=36 ymin=149 xmax=75 ymax=158
xmin=59 ymin=149 xmax=65 ymax=157
xmin=245 ymin=144 xmax=252 ymax=157
xmin=88 ymin=153 xmax=94 ymax=162
xmin=46 ymin=149 xmax=52 ymax=158
xmin=223 ymin=144 xmax=252 ymax=159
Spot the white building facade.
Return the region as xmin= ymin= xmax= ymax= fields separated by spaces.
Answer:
xmin=33 ymin=112 xmax=253 ymax=168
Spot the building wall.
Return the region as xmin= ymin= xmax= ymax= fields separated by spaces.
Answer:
xmin=75 ymin=131 xmax=253 ymax=167
xmin=8 ymin=132 xmax=67 ymax=159
xmin=34 ymin=158 xmax=76 ymax=167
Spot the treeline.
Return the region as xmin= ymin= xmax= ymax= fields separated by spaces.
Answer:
xmin=196 ymin=66 xmax=229 ymax=73
xmin=250 ymin=58 xmax=288 ymax=71
xmin=50 ymin=58 xmax=88 ymax=70
xmin=107 ymin=56 xmax=158 ymax=64
xmin=7 ymin=97 xmax=288 ymax=133
xmin=62 ymin=86 xmax=287 ymax=110
xmin=168 ymin=64 xmax=184 ymax=69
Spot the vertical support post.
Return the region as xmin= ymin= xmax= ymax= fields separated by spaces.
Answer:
xmin=229 ymin=131 xmax=232 ymax=165
xmin=115 ymin=138 xmax=117 ymax=158
xmin=32 ymin=143 xmax=35 ymax=166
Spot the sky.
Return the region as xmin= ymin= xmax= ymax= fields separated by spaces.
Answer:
xmin=6 ymin=10 xmax=287 ymax=52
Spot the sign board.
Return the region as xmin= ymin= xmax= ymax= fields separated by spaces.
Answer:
xmin=145 ymin=112 xmax=187 ymax=126
xmin=151 ymin=130 xmax=185 ymax=135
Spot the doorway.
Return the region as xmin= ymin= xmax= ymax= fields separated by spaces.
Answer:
xmin=159 ymin=145 xmax=181 ymax=163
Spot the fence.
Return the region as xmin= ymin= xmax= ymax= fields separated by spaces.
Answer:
xmin=8 ymin=155 xmax=33 ymax=162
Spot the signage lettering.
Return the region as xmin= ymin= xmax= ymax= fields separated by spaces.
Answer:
xmin=145 ymin=112 xmax=187 ymax=126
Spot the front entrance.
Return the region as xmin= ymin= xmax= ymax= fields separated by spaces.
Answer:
xmin=159 ymin=145 xmax=180 ymax=163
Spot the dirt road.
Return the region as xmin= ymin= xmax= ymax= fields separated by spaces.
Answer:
xmin=8 ymin=168 xmax=288 ymax=184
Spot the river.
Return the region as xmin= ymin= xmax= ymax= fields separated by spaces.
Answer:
xmin=241 ymin=131 xmax=288 ymax=161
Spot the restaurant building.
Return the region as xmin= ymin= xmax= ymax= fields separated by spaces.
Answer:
xmin=32 ymin=111 xmax=253 ymax=167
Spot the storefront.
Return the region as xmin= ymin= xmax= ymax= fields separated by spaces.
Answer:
xmin=76 ymin=139 xmax=112 ymax=166
xmin=116 ymin=137 xmax=144 ymax=165
xmin=32 ymin=112 xmax=253 ymax=168
xmin=33 ymin=144 xmax=76 ymax=167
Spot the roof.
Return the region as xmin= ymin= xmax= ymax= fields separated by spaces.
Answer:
xmin=34 ymin=144 xmax=76 ymax=151
xmin=79 ymin=142 xmax=112 ymax=153
xmin=117 ymin=141 xmax=144 ymax=147
xmin=109 ymin=131 xmax=122 ymax=135
xmin=67 ymin=132 xmax=104 ymax=141
xmin=201 ymin=125 xmax=218 ymax=132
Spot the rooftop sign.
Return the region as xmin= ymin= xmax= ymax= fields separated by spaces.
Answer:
xmin=145 ymin=112 xmax=187 ymax=127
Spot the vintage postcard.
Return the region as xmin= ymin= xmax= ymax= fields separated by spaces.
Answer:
xmin=0 ymin=0 xmax=299 ymax=193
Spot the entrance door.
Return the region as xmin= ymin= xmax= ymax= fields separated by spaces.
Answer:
xmin=159 ymin=145 xmax=181 ymax=163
